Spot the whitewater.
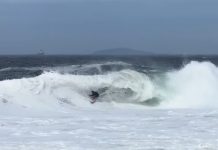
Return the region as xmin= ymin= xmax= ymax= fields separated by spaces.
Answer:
xmin=0 ymin=56 xmax=218 ymax=149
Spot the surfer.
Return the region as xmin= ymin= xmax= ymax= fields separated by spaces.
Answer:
xmin=89 ymin=90 xmax=99 ymax=104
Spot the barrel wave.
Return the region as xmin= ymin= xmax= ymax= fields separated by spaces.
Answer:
xmin=0 ymin=61 xmax=218 ymax=111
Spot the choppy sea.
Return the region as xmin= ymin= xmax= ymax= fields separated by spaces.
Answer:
xmin=0 ymin=55 xmax=218 ymax=149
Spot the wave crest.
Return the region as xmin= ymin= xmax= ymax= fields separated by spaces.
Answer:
xmin=1 ymin=61 xmax=218 ymax=111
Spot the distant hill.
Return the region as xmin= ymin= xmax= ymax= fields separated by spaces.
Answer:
xmin=92 ymin=48 xmax=152 ymax=55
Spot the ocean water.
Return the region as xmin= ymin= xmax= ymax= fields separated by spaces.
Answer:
xmin=0 ymin=55 xmax=218 ymax=149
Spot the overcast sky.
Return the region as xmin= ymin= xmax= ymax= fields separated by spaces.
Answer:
xmin=0 ymin=0 xmax=218 ymax=54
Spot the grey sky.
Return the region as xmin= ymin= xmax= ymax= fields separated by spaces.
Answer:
xmin=0 ymin=0 xmax=218 ymax=54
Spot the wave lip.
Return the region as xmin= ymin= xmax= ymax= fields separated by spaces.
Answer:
xmin=0 ymin=69 xmax=155 ymax=111
xmin=44 ymin=61 xmax=133 ymax=75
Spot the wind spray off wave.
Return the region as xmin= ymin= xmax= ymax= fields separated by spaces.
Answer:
xmin=162 ymin=61 xmax=218 ymax=108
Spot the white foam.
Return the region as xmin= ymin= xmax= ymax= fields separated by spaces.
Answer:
xmin=1 ymin=61 xmax=218 ymax=112
xmin=0 ymin=69 xmax=154 ymax=112
xmin=161 ymin=61 xmax=218 ymax=108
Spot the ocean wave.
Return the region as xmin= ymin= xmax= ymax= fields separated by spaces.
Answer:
xmin=0 ymin=61 xmax=218 ymax=111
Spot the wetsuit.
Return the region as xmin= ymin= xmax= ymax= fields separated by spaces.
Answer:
xmin=89 ymin=91 xmax=99 ymax=104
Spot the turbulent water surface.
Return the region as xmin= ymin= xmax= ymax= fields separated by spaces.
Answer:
xmin=0 ymin=55 xmax=218 ymax=149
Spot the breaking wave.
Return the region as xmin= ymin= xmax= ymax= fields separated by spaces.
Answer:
xmin=0 ymin=61 xmax=218 ymax=112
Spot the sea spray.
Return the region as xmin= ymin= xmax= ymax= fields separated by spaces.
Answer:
xmin=0 ymin=61 xmax=218 ymax=110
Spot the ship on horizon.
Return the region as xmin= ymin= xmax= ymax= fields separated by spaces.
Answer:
xmin=37 ymin=49 xmax=45 ymax=56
